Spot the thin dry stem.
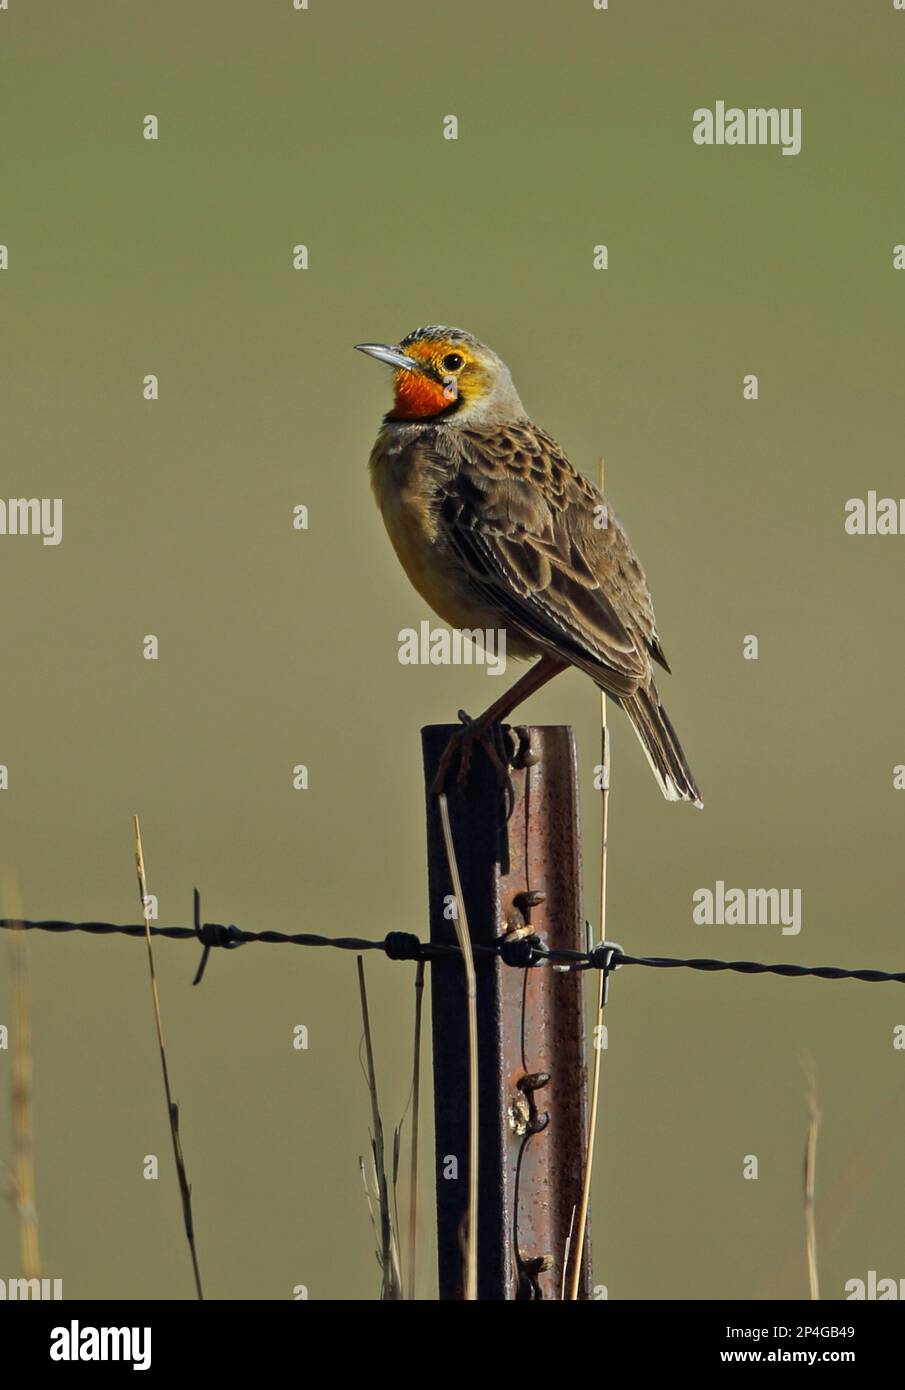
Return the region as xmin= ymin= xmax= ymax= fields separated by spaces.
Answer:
xmin=437 ymin=792 xmax=479 ymax=1301
xmin=356 ymin=956 xmax=403 ymax=1299
xmin=132 ymin=816 xmax=203 ymax=1300
xmin=561 ymin=1205 xmax=576 ymax=1301
xmin=804 ymin=1061 xmax=820 ymax=1300
xmin=5 ymin=872 xmax=41 ymax=1279
xmin=407 ymin=959 xmax=425 ymax=1300
xmin=568 ymin=455 xmax=610 ymax=1301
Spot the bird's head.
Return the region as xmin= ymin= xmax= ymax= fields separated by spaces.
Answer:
xmin=355 ymin=326 xmax=524 ymax=425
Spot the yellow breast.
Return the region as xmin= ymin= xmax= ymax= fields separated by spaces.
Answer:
xmin=369 ymin=440 xmax=487 ymax=631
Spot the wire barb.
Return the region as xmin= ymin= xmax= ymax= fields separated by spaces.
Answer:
xmin=192 ymin=888 xmax=244 ymax=986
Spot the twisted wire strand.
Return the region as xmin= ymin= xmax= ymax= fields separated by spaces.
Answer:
xmin=0 ymin=916 xmax=902 ymax=984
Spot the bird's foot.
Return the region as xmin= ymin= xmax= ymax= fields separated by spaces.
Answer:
xmin=430 ymin=710 xmax=518 ymax=820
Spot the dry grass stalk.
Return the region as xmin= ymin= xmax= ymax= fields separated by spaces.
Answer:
xmin=406 ymin=959 xmax=425 ymax=1300
xmin=568 ymin=455 xmax=611 ymax=1301
xmin=132 ymin=815 xmax=203 ymax=1299
xmin=356 ymin=956 xmax=402 ymax=1298
xmin=804 ymin=1060 xmax=820 ymax=1300
xmin=561 ymin=1205 xmax=576 ymax=1300
xmin=437 ymin=792 xmax=478 ymax=1301
xmin=4 ymin=871 xmax=41 ymax=1279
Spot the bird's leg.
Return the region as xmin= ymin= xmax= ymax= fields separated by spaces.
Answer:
xmin=430 ymin=655 xmax=569 ymax=807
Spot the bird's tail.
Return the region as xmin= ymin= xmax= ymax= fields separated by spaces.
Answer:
xmin=615 ymin=680 xmax=703 ymax=807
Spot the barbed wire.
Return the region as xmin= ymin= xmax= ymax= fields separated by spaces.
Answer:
xmin=0 ymin=891 xmax=902 ymax=988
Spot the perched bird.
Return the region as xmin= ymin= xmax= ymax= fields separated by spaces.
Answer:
xmin=356 ymin=326 xmax=701 ymax=806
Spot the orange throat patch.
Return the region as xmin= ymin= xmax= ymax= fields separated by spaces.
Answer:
xmin=391 ymin=368 xmax=453 ymax=420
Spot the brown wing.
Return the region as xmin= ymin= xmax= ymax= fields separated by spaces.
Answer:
xmin=435 ymin=420 xmax=669 ymax=698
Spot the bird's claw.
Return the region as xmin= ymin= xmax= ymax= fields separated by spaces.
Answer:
xmin=431 ymin=712 xmax=518 ymax=820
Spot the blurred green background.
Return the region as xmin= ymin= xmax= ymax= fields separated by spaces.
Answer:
xmin=1 ymin=0 xmax=903 ymax=1300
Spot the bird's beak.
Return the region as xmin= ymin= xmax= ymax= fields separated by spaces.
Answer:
xmin=354 ymin=342 xmax=422 ymax=373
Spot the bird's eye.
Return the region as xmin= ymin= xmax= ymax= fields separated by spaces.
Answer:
xmin=442 ymin=352 xmax=464 ymax=371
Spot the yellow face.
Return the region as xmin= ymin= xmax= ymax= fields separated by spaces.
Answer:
xmin=391 ymin=335 xmax=491 ymax=420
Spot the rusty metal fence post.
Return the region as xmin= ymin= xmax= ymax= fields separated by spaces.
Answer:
xmin=422 ymin=724 xmax=592 ymax=1300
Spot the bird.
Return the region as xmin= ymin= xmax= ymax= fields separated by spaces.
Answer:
xmin=356 ymin=325 xmax=702 ymax=807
